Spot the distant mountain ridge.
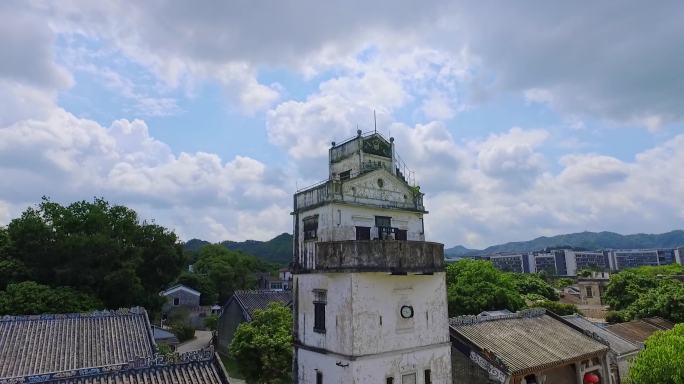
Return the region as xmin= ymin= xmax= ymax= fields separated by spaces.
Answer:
xmin=185 ymin=230 xmax=684 ymax=262
xmin=446 ymin=230 xmax=684 ymax=257
xmin=183 ymin=233 xmax=293 ymax=265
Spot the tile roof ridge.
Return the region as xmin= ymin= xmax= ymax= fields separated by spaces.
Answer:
xmin=450 ymin=308 xmax=546 ymax=326
xmin=0 ymin=347 xmax=217 ymax=383
xmin=0 ymin=307 xmax=147 ymax=322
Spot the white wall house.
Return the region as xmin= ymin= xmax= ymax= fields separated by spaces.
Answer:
xmin=292 ymin=131 xmax=452 ymax=384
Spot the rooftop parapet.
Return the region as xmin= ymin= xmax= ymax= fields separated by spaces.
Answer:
xmin=294 ymin=179 xmax=424 ymax=212
xmin=295 ymin=240 xmax=444 ymax=273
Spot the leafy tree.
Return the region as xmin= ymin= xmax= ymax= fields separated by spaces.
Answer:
xmin=511 ymin=273 xmax=559 ymax=301
xmin=167 ymin=307 xmax=195 ymax=342
xmin=204 ymin=313 xmax=219 ymax=331
xmin=446 ymin=259 xmax=525 ymax=316
xmin=528 ymin=300 xmax=578 ymax=316
xmin=176 ymin=271 xmax=218 ymax=305
xmin=552 ymin=277 xmax=575 ymax=289
xmin=605 ymin=311 xmax=628 ymax=324
xmin=628 ymin=324 xmax=684 ymax=383
xmin=605 ymin=269 xmax=661 ymax=310
xmin=624 ymin=280 xmax=684 ymax=323
xmin=1 ymin=198 xmax=186 ymax=312
xmin=193 ymin=245 xmax=264 ymax=303
xmin=0 ymin=281 xmax=102 ymax=315
xmin=0 ymin=257 xmax=26 ymax=290
xmin=230 ymin=302 xmax=293 ymax=384
xmin=604 ymin=265 xmax=684 ymax=323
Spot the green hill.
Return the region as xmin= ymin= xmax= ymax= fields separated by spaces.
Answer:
xmin=183 ymin=233 xmax=292 ymax=265
xmin=446 ymin=230 xmax=684 ymax=256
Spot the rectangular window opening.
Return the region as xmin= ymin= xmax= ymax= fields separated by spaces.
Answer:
xmin=386 ymin=377 xmax=394 ymax=384
xmin=356 ymin=226 xmax=371 ymax=240
xmin=316 ymin=371 xmax=323 ymax=384
xmin=339 ymin=170 xmax=351 ymax=181
xmin=375 ymin=216 xmax=392 ymax=240
xmin=303 ymin=215 xmax=319 ymax=240
xmin=173 ymin=297 xmax=179 ymax=306
xmin=586 ymin=286 xmax=593 ymax=298
xmin=424 ymin=369 xmax=431 ymax=384
xmin=401 ymin=373 xmax=416 ymax=384
xmin=313 ymin=290 xmax=327 ymax=333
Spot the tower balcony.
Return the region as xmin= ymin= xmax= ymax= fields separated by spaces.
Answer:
xmin=296 ymin=240 xmax=444 ymax=273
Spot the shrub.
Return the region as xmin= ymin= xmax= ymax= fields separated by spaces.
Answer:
xmin=171 ymin=322 xmax=195 ymax=342
xmin=529 ymin=300 xmax=578 ymax=316
xmin=605 ymin=310 xmax=626 ymax=324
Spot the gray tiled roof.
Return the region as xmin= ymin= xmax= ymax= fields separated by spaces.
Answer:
xmin=562 ymin=315 xmax=640 ymax=356
xmin=233 ymin=290 xmax=292 ymax=320
xmin=62 ymin=360 xmax=226 ymax=384
xmin=0 ymin=308 xmax=155 ymax=379
xmin=605 ymin=317 xmax=674 ymax=344
xmin=0 ymin=348 xmax=229 ymax=384
xmin=450 ymin=309 xmax=609 ymax=376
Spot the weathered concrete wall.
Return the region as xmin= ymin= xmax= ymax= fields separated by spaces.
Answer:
xmin=296 ymin=203 xmax=427 ymax=269
xmin=578 ymin=281 xmax=604 ymax=306
xmin=531 ymin=364 xmax=577 ymax=384
xmin=297 ymin=344 xmax=452 ymax=384
xmin=314 ymin=240 xmax=444 ymax=273
xmin=296 ymin=272 xmax=451 ymax=382
xmin=161 ymin=290 xmax=200 ymax=313
xmin=351 ymin=272 xmax=450 ymax=355
xmin=296 ymin=273 xmax=354 ymax=355
xmin=342 ymin=168 xmax=417 ymax=209
xmin=216 ymin=300 xmax=245 ymax=354
xmin=450 ymin=347 xmax=497 ymax=384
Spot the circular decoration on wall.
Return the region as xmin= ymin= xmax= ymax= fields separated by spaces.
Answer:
xmin=377 ymin=178 xmax=384 ymax=188
xmin=400 ymin=305 xmax=414 ymax=319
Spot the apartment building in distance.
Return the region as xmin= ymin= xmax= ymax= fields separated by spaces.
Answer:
xmin=483 ymin=247 xmax=682 ymax=276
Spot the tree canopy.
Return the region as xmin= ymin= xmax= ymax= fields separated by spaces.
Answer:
xmin=511 ymin=273 xmax=559 ymax=301
xmin=229 ymin=302 xmax=292 ymax=384
xmin=0 ymin=198 xmax=186 ymax=314
xmin=446 ymin=259 xmax=525 ymax=316
xmin=604 ymin=265 xmax=684 ymax=323
xmin=190 ymin=244 xmax=269 ymax=303
xmin=628 ymin=324 xmax=684 ymax=383
xmin=0 ymin=281 xmax=102 ymax=315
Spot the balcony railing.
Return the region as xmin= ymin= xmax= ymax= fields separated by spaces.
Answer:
xmin=297 ymin=240 xmax=444 ymax=273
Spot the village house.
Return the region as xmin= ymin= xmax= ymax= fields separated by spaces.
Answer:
xmin=450 ymin=309 xmax=611 ymax=384
xmin=605 ymin=317 xmax=674 ymax=345
xmin=160 ymin=283 xmax=208 ymax=328
xmin=292 ymin=131 xmax=452 ymax=383
xmin=0 ymin=307 xmax=230 ymax=384
xmin=216 ymin=289 xmax=292 ymax=353
xmin=576 ymin=272 xmax=611 ymax=306
xmin=160 ymin=284 xmax=201 ymax=311
xmin=563 ymin=314 xmax=640 ymax=383
xmin=256 ymin=267 xmax=292 ymax=291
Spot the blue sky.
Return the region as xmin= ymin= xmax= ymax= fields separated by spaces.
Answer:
xmin=1 ymin=1 xmax=683 ymax=248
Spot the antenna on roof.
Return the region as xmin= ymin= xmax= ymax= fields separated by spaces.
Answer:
xmin=374 ymin=109 xmax=377 ymax=133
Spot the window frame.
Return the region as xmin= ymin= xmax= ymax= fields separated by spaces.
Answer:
xmin=313 ymin=289 xmax=327 ymax=333
xmin=303 ymin=215 xmax=319 ymax=241
xmin=355 ymin=226 xmax=371 ymax=240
